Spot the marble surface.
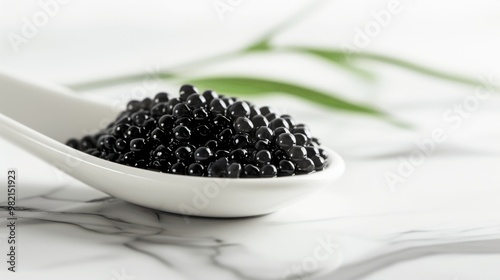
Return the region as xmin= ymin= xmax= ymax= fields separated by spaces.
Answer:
xmin=2 ymin=1 xmax=500 ymax=279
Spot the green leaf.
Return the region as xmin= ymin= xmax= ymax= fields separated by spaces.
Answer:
xmin=287 ymin=47 xmax=483 ymax=87
xmin=289 ymin=47 xmax=376 ymax=80
xmin=184 ymin=76 xmax=396 ymax=118
xmin=354 ymin=52 xmax=482 ymax=87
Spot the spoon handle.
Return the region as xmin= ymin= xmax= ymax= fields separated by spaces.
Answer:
xmin=0 ymin=71 xmax=117 ymax=142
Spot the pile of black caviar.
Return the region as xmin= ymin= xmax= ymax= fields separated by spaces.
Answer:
xmin=66 ymin=85 xmax=328 ymax=178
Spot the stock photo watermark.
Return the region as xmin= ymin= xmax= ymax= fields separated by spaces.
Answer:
xmin=385 ymin=74 xmax=499 ymax=190
xmin=282 ymin=235 xmax=343 ymax=280
xmin=178 ymin=177 xmax=231 ymax=224
xmin=110 ymin=268 xmax=135 ymax=280
xmin=213 ymin=0 xmax=244 ymax=21
xmin=340 ymin=0 xmax=405 ymax=59
xmin=7 ymin=0 xmax=72 ymax=53
xmin=5 ymin=169 xmax=18 ymax=272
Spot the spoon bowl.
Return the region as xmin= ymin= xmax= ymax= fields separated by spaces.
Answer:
xmin=0 ymin=71 xmax=345 ymax=218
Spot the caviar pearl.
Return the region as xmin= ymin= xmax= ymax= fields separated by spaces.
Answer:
xmin=296 ymin=158 xmax=315 ymax=173
xmin=288 ymin=145 xmax=307 ymax=162
xmin=67 ymin=85 xmax=328 ymax=178
xmin=260 ymin=164 xmax=277 ymax=178
xmin=179 ymin=84 xmax=198 ymax=101
xmin=227 ymin=101 xmax=251 ymax=119
xmin=194 ymin=147 xmax=213 ymax=162
xmin=130 ymin=138 xmax=145 ymax=152
xmin=173 ymin=125 xmax=191 ymax=140
xmin=234 ymin=117 xmax=254 ymax=134
xmin=187 ymin=163 xmax=204 ymax=176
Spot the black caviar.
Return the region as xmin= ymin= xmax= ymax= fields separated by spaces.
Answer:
xmin=66 ymin=85 xmax=329 ymax=178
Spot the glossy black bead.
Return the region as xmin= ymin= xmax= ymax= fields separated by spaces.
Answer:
xmin=130 ymin=138 xmax=146 ymax=152
xmin=103 ymin=135 xmax=116 ymax=150
xmin=281 ymin=114 xmax=295 ymax=127
xmin=305 ymin=146 xmax=320 ymax=158
xmin=269 ymin=118 xmax=290 ymax=131
xmin=249 ymin=106 xmax=261 ymax=117
xmin=126 ymin=100 xmax=141 ymax=113
xmin=311 ymin=137 xmax=321 ymax=146
xmin=291 ymin=126 xmax=312 ymax=139
xmin=175 ymin=146 xmax=193 ymax=161
xmin=209 ymin=99 xmax=227 ymax=115
xmin=187 ymin=163 xmax=205 ymax=176
xmin=272 ymin=127 xmax=290 ymax=137
xmin=215 ymin=150 xmax=230 ymax=158
xmin=114 ymin=138 xmax=127 ymax=152
xmin=296 ymin=158 xmax=315 ymax=173
xmin=113 ymin=123 xmax=130 ymax=136
xmin=153 ymin=145 xmax=172 ymax=159
xmin=150 ymin=102 xmax=168 ymax=118
xmin=115 ymin=116 xmax=132 ymax=126
xmin=195 ymin=125 xmax=210 ymax=139
xmin=265 ymin=113 xmax=278 ymax=121
xmin=140 ymin=98 xmax=153 ymax=110
xmin=259 ymin=106 xmax=275 ymax=116
xmin=251 ymin=115 xmax=269 ymax=128
xmin=213 ymin=115 xmax=231 ymax=131
xmin=122 ymin=151 xmax=137 ymax=165
xmin=179 ymin=84 xmax=198 ymax=101
xmin=80 ymin=136 xmax=96 ymax=150
xmin=104 ymin=153 xmax=119 ymax=161
xmin=234 ymin=117 xmax=254 ymax=134
xmin=173 ymin=125 xmax=191 ymax=141
xmin=166 ymin=98 xmax=181 ymax=114
xmin=319 ymin=148 xmax=328 ymax=159
xmin=194 ymin=147 xmax=213 ymax=162
xmin=205 ymin=140 xmax=218 ymax=151
xmin=186 ymin=94 xmax=206 ymax=108
xmin=294 ymin=133 xmax=308 ymax=146
xmin=218 ymin=128 xmax=234 ymax=143
xmin=208 ymin=157 xmax=228 ymax=177
xmin=158 ymin=115 xmax=175 ymax=130
xmin=260 ymin=164 xmax=277 ymax=178
xmin=255 ymin=126 xmax=273 ymax=141
xmin=193 ymin=108 xmax=209 ymax=121
xmin=278 ymin=160 xmax=295 ymax=176
xmin=171 ymin=162 xmax=186 ymax=175
xmin=277 ymin=133 xmax=296 ymax=150
xmin=125 ymin=126 xmax=142 ymax=139
xmin=243 ymin=164 xmax=260 ymax=178
xmin=288 ymin=145 xmax=307 ymax=161
xmin=154 ymin=92 xmax=169 ymax=104
xmin=142 ymin=118 xmax=157 ymax=133
xmin=175 ymin=117 xmax=192 ymax=127
xmin=254 ymin=139 xmax=271 ymax=150
xmin=202 ymin=90 xmax=219 ymax=102
xmin=227 ymin=163 xmax=242 ymax=178
xmin=172 ymin=103 xmax=191 ymax=118
xmin=131 ymin=110 xmax=150 ymax=126
xmin=221 ymin=97 xmax=234 ymax=106
xmin=229 ymin=148 xmax=248 ymax=163
xmin=255 ymin=150 xmax=272 ymax=165
xmin=150 ymin=128 xmax=169 ymax=143
xmin=66 ymin=138 xmax=80 ymax=150
xmin=273 ymin=149 xmax=289 ymax=162
xmin=231 ymin=133 xmax=250 ymax=149
xmin=311 ymin=155 xmax=325 ymax=171
xmin=227 ymin=101 xmax=251 ymax=119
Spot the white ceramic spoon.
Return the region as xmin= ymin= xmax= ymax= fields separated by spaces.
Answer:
xmin=0 ymin=71 xmax=345 ymax=218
